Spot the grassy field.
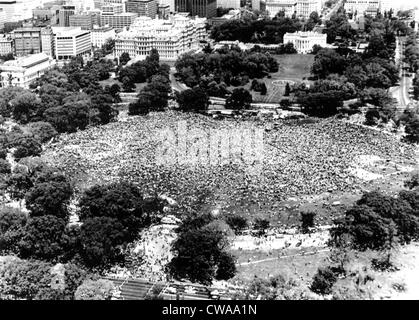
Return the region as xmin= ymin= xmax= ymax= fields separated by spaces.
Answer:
xmin=228 ymin=54 xmax=315 ymax=104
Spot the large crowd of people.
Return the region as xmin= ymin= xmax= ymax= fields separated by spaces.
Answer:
xmin=42 ymin=111 xmax=416 ymax=221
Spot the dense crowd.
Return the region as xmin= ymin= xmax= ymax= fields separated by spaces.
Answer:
xmin=42 ymin=111 xmax=416 ymax=220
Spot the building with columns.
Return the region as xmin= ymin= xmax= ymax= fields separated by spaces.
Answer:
xmin=283 ymin=31 xmax=327 ymax=53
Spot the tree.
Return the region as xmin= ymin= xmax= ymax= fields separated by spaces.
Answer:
xmin=260 ymin=83 xmax=267 ymax=95
xmin=18 ymin=215 xmax=67 ymax=261
xmin=10 ymin=93 xmax=44 ymax=124
xmin=25 ymin=180 xmax=73 ymax=220
xmin=74 ymin=279 xmax=115 ymax=300
xmin=310 ymin=267 xmax=337 ymax=295
xmin=78 ymin=217 xmax=127 ymax=268
xmin=12 ymin=136 xmax=42 ymax=160
xmin=306 ymin=11 xmax=321 ymax=31
xmin=0 ymin=258 xmax=55 ymax=300
xmin=311 ymin=49 xmax=347 ymax=79
xmin=44 ymin=100 xmax=90 ymax=133
xmin=284 ymin=83 xmax=290 ymax=96
xmin=78 ymin=181 xmax=146 ymax=237
xmin=225 ymin=88 xmax=252 ymax=110
xmin=167 ymin=228 xmax=236 ymax=285
xmin=26 ymin=121 xmax=58 ymax=143
xmin=176 ymin=87 xmax=209 ymax=112
xmin=5 ymin=172 xmax=34 ymax=201
xmin=404 ymin=116 xmax=419 ymax=144
xmin=122 ymin=76 xmax=135 ymax=92
xmin=404 ymin=173 xmax=419 ymax=190
xmin=225 ymin=214 xmax=248 ymax=235
xmin=254 ymin=218 xmax=270 ymax=236
xmin=119 ymin=52 xmax=131 ymax=66
xmin=0 ymin=158 xmax=11 ymax=174
xmin=0 ymin=207 xmax=27 ymax=254
xmin=300 ymin=212 xmax=316 ymax=234
xmin=0 ymin=87 xmax=28 ymax=117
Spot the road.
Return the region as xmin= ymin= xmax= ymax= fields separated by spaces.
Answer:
xmin=169 ymin=67 xmax=188 ymax=93
xmin=390 ymin=37 xmax=412 ymax=111
xmin=323 ymin=0 xmax=344 ymax=22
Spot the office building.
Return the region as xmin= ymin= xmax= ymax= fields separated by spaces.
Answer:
xmin=100 ymin=12 xmax=137 ymax=29
xmin=344 ymin=0 xmax=381 ymax=17
xmin=52 ymin=26 xmax=91 ymax=60
xmin=283 ymin=31 xmax=327 ymax=53
xmin=296 ymin=0 xmax=321 ymax=19
xmin=0 ymin=52 xmax=56 ymax=88
xmin=58 ymin=5 xmax=76 ymax=27
xmin=69 ymin=13 xmax=101 ymax=30
xmin=158 ymin=4 xmax=170 ymax=19
xmin=12 ymin=27 xmax=42 ymax=56
xmin=114 ymin=15 xmax=206 ymax=61
xmin=126 ymin=0 xmax=158 ymax=18
xmin=265 ymin=0 xmax=296 ymax=18
xmin=41 ymin=26 xmax=55 ymax=57
xmin=91 ymin=25 xmax=116 ymax=48
xmin=0 ymin=34 xmax=13 ymax=56
xmin=216 ymin=0 xmax=240 ymax=9
xmin=175 ymin=0 xmax=217 ymax=18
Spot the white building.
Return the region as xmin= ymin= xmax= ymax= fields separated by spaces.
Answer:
xmin=115 ymin=14 xmax=207 ymax=61
xmin=296 ymin=0 xmax=321 ymax=19
xmin=52 ymin=27 xmax=92 ymax=61
xmin=159 ymin=0 xmax=174 ymax=12
xmin=265 ymin=0 xmax=296 ymax=18
xmin=283 ymin=31 xmax=327 ymax=53
xmin=216 ymin=0 xmax=240 ymax=9
xmin=344 ymin=0 xmax=381 ymax=18
xmin=0 ymin=34 xmax=12 ymax=56
xmin=91 ymin=25 xmax=116 ymax=48
xmin=0 ymin=53 xmax=56 ymax=88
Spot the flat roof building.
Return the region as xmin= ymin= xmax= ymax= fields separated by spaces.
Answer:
xmin=52 ymin=27 xmax=92 ymax=61
xmin=0 ymin=52 xmax=56 ymax=88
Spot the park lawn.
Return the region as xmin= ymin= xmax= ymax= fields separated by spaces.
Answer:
xmin=226 ymin=54 xmax=315 ymax=103
xmin=233 ymin=249 xmax=330 ymax=284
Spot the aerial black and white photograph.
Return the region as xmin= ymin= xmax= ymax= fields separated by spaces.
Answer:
xmin=0 ymin=0 xmax=418 ymax=304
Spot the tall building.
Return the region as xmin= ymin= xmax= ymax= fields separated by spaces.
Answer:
xmin=0 ymin=52 xmax=56 ymax=88
xmin=0 ymin=0 xmax=17 ymax=23
xmin=0 ymin=34 xmax=13 ymax=56
xmin=12 ymin=27 xmax=42 ymax=56
xmin=58 ymin=5 xmax=76 ymax=27
xmin=114 ymin=15 xmax=206 ymax=61
xmin=41 ymin=25 xmax=55 ymax=57
xmin=69 ymin=13 xmax=100 ymax=30
xmin=52 ymin=27 xmax=92 ymax=61
xmin=283 ymin=31 xmax=327 ymax=53
xmin=91 ymin=25 xmax=116 ymax=48
xmin=102 ymin=0 xmax=128 ymax=12
xmin=127 ymin=0 xmax=158 ymax=18
xmin=175 ymin=0 xmax=217 ymax=18
xmin=158 ymin=3 xmax=170 ymax=18
xmin=265 ymin=0 xmax=296 ymax=18
xmin=100 ymin=12 xmax=137 ymax=29
xmin=216 ymin=0 xmax=240 ymax=9
xmin=344 ymin=0 xmax=381 ymax=18
xmin=295 ymin=0 xmax=320 ymax=19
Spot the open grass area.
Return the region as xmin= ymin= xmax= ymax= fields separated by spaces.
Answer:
xmin=227 ymin=54 xmax=315 ymax=104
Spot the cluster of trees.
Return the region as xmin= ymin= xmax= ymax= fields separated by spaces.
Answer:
xmin=0 ymin=256 xmax=90 ymax=300
xmin=329 ymin=190 xmax=419 ymax=252
xmin=295 ymin=21 xmax=399 ymax=118
xmin=0 ymin=157 xmax=161 ymax=270
xmin=324 ymin=7 xmax=357 ymax=44
xmin=167 ymin=213 xmax=237 ymax=285
xmin=117 ymin=49 xmax=166 ymax=92
xmin=175 ymin=45 xmax=278 ymax=88
xmin=210 ymin=13 xmax=302 ymax=44
xmin=0 ymin=55 xmax=120 ymax=135
xmin=128 ymin=52 xmax=171 ymax=115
